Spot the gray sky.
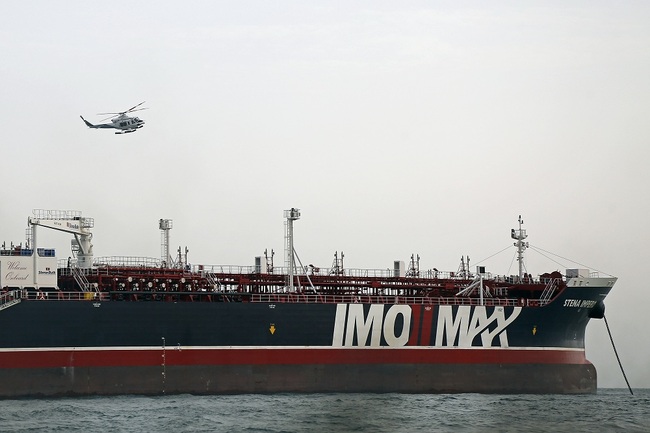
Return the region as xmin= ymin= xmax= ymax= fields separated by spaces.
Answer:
xmin=1 ymin=1 xmax=649 ymax=388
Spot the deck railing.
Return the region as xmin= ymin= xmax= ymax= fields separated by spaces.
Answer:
xmin=16 ymin=290 xmax=524 ymax=307
xmin=195 ymin=265 xmax=460 ymax=280
xmin=0 ymin=290 xmax=23 ymax=310
xmin=19 ymin=291 xmax=104 ymax=301
xmin=249 ymin=293 xmax=520 ymax=306
xmin=54 ymin=256 xmax=600 ymax=287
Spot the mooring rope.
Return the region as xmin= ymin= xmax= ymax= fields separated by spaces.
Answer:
xmin=603 ymin=315 xmax=633 ymax=395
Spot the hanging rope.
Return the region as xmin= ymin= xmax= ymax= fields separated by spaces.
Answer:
xmin=474 ymin=244 xmax=513 ymax=265
xmin=528 ymin=244 xmax=615 ymax=277
xmin=603 ymin=315 xmax=633 ymax=395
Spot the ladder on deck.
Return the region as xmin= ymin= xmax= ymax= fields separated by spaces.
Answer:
xmin=0 ymin=291 xmax=22 ymax=311
xmin=71 ymin=265 xmax=93 ymax=292
xmin=539 ymin=278 xmax=559 ymax=305
xmin=205 ymin=272 xmax=222 ymax=291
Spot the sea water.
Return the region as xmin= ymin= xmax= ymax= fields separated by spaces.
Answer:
xmin=1 ymin=388 xmax=648 ymax=432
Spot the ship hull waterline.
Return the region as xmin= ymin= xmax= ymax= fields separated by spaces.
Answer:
xmin=0 ymin=361 xmax=596 ymax=397
xmin=0 ymin=291 xmax=606 ymax=397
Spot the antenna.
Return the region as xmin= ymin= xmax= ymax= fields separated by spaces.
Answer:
xmin=264 ymin=248 xmax=275 ymax=273
xmin=406 ymin=254 xmax=420 ymax=277
xmin=330 ymin=251 xmax=345 ymax=276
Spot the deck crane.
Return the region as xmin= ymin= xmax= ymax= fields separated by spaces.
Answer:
xmin=28 ymin=210 xmax=95 ymax=268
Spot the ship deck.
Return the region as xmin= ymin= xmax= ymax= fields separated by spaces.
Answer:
xmin=1 ymin=255 xmax=565 ymax=307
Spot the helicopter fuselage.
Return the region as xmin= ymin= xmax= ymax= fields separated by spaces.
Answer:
xmin=111 ymin=115 xmax=145 ymax=130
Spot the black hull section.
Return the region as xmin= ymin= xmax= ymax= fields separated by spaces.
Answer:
xmin=0 ymin=281 xmax=613 ymax=397
xmin=0 ymin=363 xmax=596 ymax=398
xmin=0 ymin=285 xmax=608 ymax=349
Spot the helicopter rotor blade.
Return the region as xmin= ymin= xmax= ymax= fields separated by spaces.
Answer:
xmin=94 ymin=102 xmax=147 ymax=121
xmin=98 ymin=114 xmax=117 ymax=122
xmin=125 ymin=101 xmax=146 ymax=113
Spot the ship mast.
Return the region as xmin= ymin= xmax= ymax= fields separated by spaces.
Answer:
xmin=284 ymin=208 xmax=301 ymax=291
xmin=159 ymin=219 xmax=173 ymax=268
xmin=511 ymin=215 xmax=529 ymax=281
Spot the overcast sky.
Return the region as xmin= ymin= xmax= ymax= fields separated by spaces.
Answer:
xmin=1 ymin=1 xmax=649 ymax=388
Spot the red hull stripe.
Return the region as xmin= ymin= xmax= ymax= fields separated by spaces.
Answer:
xmin=0 ymin=347 xmax=587 ymax=369
xmin=421 ymin=305 xmax=434 ymax=346
xmin=407 ymin=305 xmax=421 ymax=346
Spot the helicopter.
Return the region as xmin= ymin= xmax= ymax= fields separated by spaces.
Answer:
xmin=80 ymin=102 xmax=147 ymax=134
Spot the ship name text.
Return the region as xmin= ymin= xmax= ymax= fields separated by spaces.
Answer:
xmin=563 ymin=299 xmax=597 ymax=308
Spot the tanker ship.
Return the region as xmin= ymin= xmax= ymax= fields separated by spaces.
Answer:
xmin=0 ymin=209 xmax=616 ymax=397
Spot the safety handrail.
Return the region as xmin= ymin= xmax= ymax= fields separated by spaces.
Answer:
xmin=0 ymin=289 xmax=23 ymax=310
xmin=18 ymin=290 xmax=525 ymax=307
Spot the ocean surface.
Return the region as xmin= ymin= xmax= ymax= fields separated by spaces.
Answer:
xmin=1 ymin=388 xmax=648 ymax=432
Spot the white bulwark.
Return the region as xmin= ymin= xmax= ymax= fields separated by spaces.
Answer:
xmin=1 ymin=251 xmax=58 ymax=290
xmin=565 ymin=268 xmax=617 ymax=289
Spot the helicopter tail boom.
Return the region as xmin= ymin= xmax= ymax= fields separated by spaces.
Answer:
xmin=80 ymin=115 xmax=114 ymax=129
xmin=80 ymin=116 xmax=99 ymax=128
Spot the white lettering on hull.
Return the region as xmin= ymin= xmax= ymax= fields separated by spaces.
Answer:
xmin=332 ymin=304 xmax=521 ymax=348
xmin=434 ymin=306 xmax=522 ymax=348
xmin=332 ymin=304 xmax=411 ymax=347
xmin=563 ymin=299 xmax=597 ymax=308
